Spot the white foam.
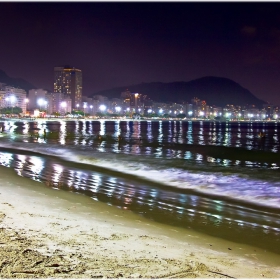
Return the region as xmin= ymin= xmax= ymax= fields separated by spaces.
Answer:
xmin=0 ymin=138 xmax=280 ymax=210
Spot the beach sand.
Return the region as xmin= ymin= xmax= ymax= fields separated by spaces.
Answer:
xmin=0 ymin=166 xmax=280 ymax=278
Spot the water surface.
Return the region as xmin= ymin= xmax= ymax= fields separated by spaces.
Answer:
xmin=0 ymin=119 xmax=280 ymax=255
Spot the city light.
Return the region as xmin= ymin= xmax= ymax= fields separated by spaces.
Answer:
xmin=60 ymin=101 xmax=67 ymax=114
xmin=83 ymin=103 xmax=87 ymax=118
xmin=24 ymin=98 xmax=29 ymax=113
xmin=99 ymin=104 xmax=106 ymax=112
xmin=37 ymin=99 xmax=44 ymax=106
xmin=10 ymin=95 xmax=16 ymax=104
xmin=6 ymin=95 xmax=17 ymax=115
xmin=37 ymin=98 xmax=47 ymax=111
xmin=1 ymin=88 xmax=277 ymax=121
xmin=61 ymin=101 xmax=66 ymax=108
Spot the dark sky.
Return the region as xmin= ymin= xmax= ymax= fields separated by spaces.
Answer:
xmin=1 ymin=2 xmax=280 ymax=104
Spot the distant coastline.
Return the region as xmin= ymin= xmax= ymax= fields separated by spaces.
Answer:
xmin=1 ymin=116 xmax=280 ymax=123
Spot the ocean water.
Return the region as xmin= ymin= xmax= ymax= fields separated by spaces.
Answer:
xmin=0 ymin=119 xmax=280 ymax=254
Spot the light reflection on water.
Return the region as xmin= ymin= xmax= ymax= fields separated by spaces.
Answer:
xmin=1 ymin=120 xmax=280 ymax=254
xmin=1 ymin=119 xmax=280 ymax=171
xmin=0 ymin=149 xmax=279 ymax=254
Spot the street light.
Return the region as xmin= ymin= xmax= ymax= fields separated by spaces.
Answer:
xmin=6 ymin=96 xmax=16 ymax=115
xmin=76 ymin=104 xmax=80 ymax=116
xmin=25 ymin=98 xmax=29 ymax=114
xmin=99 ymin=104 xmax=106 ymax=113
xmin=134 ymin=93 xmax=139 ymax=112
xmin=37 ymin=98 xmax=44 ymax=111
xmin=115 ymin=106 xmax=121 ymax=114
xmin=83 ymin=103 xmax=87 ymax=118
xmin=90 ymin=105 xmax=93 ymax=115
xmin=60 ymin=101 xmax=67 ymax=115
xmin=225 ymin=112 xmax=231 ymax=118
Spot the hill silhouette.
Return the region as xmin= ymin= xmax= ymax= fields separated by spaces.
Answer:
xmin=0 ymin=71 xmax=266 ymax=108
xmin=0 ymin=70 xmax=36 ymax=93
xmin=92 ymin=76 xmax=266 ymax=108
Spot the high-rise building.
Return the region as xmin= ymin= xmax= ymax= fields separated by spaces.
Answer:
xmin=54 ymin=66 xmax=82 ymax=107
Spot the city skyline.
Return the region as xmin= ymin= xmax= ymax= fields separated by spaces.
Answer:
xmin=1 ymin=2 xmax=280 ymax=104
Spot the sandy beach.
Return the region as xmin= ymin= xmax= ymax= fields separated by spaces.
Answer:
xmin=0 ymin=166 xmax=279 ymax=278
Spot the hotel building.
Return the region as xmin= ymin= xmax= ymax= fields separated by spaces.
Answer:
xmin=54 ymin=66 xmax=82 ymax=109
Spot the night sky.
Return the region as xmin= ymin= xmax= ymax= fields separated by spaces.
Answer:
xmin=1 ymin=2 xmax=280 ymax=104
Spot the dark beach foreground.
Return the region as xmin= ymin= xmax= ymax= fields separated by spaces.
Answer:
xmin=0 ymin=165 xmax=280 ymax=278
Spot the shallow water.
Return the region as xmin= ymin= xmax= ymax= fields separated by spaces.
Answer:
xmin=0 ymin=119 xmax=280 ymax=254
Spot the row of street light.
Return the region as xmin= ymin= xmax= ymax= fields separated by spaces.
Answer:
xmin=3 ymin=96 xmax=184 ymax=117
xmin=73 ymin=105 xmax=185 ymax=116
xmin=4 ymin=98 xmax=277 ymax=120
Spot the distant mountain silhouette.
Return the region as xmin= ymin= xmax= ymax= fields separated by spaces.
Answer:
xmin=0 ymin=70 xmax=36 ymax=93
xmin=92 ymin=76 xmax=267 ymax=108
xmin=0 ymin=71 xmax=267 ymax=108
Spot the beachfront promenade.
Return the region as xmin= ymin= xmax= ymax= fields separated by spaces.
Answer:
xmin=1 ymin=116 xmax=279 ymax=123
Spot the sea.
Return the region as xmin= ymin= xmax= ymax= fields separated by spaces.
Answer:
xmin=0 ymin=118 xmax=280 ymax=256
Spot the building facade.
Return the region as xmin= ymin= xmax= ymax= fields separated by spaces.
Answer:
xmin=54 ymin=66 xmax=82 ymax=108
xmin=2 ymin=86 xmax=27 ymax=114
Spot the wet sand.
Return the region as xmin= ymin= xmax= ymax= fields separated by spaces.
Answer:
xmin=0 ymin=166 xmax=280 ymax=278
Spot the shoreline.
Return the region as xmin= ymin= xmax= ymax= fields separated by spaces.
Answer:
xmin=0 ymin=166 xmax=280 ymax=278
xmin=2 ymin=116 xmax=280 ymax=123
